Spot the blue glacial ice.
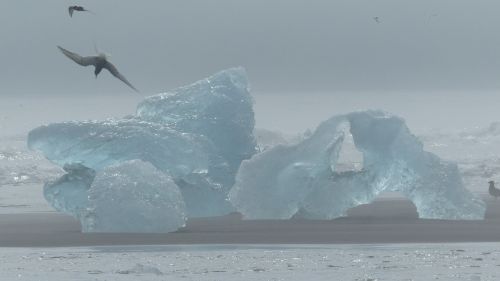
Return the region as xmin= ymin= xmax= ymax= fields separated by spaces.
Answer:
xmin=83 ymin=160 xmax=186 ymax=233
xmin=28 ymin=68 xmax=485 ymax=233
xmin=29 ymin=68 xmax=256 ymax=232
xmin=44 ymin=160 xmax=185 ymax=233
xmin=229 ymin=111 xmax=486 ymax=220
xmin=43 ymin=163 xmax=95 ymax=219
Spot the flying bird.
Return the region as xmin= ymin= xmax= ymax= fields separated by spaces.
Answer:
xmin=489 ymin=181 xmax=500 ymax=199
xmin=373 ymin=17 xmax=381 ymax=23
xmin=427 ymin=13 xmax=438 ymax=22
xmin=68 ymin=6 xmax=91 ymax=17
xmin=57 ymin=46 xmax=139 ymax=92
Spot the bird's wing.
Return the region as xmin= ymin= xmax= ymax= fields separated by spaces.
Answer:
xmin=57 ymin=46 xmax=97 ymax=66
xmin=104 ymin=61 xmax=139 ymax=92
xmin=68 ymin=7 xmax=74 ymax=17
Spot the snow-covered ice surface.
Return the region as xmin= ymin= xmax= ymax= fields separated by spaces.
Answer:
xmin=1 ymin=243 xmax=499 ymax=281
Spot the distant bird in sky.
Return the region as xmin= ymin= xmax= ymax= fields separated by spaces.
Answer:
xmin=427 ymin=13 xmax=438 ymax=22
xmin=68 ymin=5 xmax=91 ymax=17
xmin=489 ymin=181 xmax=500 ymax=199
xmin=373 ymin=17 xmax=381 ymax=23
xmin=57 ymin=46 xmax=139 ymax=92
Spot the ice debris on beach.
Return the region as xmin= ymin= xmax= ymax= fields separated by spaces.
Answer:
xmin=29 ymin=67 xmax=255 ymax=232
xmin=0 ymin=139 xmax=61 ymax=186
xmin=28 ymin=68 xmax=485 ymax=233
xmin=229 ymin=111 xmax=486 ymax=220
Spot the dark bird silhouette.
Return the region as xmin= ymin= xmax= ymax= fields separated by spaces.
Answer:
xmin=57 ymin=46 xmax=139 ymax=92
xmin=489 ymin=181 xmax=500 ymax=199
xmin=68 ymin=6 xmax=91 ymax=17
xmin=373 ymin=17 xmax=381 ymax=23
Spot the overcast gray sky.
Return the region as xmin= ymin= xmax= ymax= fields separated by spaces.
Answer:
xmin=2 ymin=0 xmax=500 ymax=96
xmin=2 ymin=1 xmax=500 ymax=135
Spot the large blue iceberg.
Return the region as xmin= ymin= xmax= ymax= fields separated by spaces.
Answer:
xmin=29 ymin=68 xmax=256 ymax=231
xmin=28 ymin=68 xmax=485 ymax=233
xmin=230 ymin=111 xmax=485 ymax=220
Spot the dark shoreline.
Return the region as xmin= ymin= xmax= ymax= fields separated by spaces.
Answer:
xmin=1 ymin=199 xmax=499 ymax=247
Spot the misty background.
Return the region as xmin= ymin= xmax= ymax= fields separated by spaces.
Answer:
xmin=1 ymin=0 xmax=500 ymax=135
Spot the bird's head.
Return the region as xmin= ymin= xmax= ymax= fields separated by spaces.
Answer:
xmin=93 ymin=43 xmax=111 ymax=61
xmin=489 ymin=180 xmax=495 ymax=185
xmin=98 ymin=52 xmax=111 ymax=60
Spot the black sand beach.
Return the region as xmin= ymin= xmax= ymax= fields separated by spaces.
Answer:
xmin=0 ymin=198 xmax=499 ymax=247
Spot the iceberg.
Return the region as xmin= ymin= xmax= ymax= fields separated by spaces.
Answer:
xmin=28 ymin=68 xmax=256 ymax=231
xmin=44 ymin=160 xmax=186 ymax=233
xmin=29 ymin=68 xmax=485 ymax=233
xmin=43 ymin=163 xmax=95 ymax=219
xmin=29 ymin=118 xmax=215 ymax=176
xmin=229 ymin=111 xmax=486 ymax=220
xmin=83 ymin=160 xmax=186 ymax=233
xmin=137 ymin=67 xmax=256 ymax=177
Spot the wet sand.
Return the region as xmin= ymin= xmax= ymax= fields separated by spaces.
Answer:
xmin=0 ymin=198 xmax=499 ymax=247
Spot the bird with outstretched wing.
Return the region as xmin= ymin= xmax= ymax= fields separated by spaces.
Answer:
xmin=68 ymin=6 xmax=92 ymax=17
xmin=57 ymin=46 xmax=139 ymax=92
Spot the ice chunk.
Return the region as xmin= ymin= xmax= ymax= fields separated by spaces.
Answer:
xmin=28 ymin=68 xmax=256 ymax=218
xmin=137 ymin=67 xmax=256 ymax=172
xmin=137 ymin=67 xmax=256 ymax=187
xmin=28 ymin=118 xmax=215 ymax=179
xmin=82 ymin=160 xmax=186 ymax=233
xmin=117 ymin=263 xmax=164 ymax=275
xmin=229 ymin=111 xmax=486 ymax=220
xmin=44 ymin=163 xmax=95 ymax=219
